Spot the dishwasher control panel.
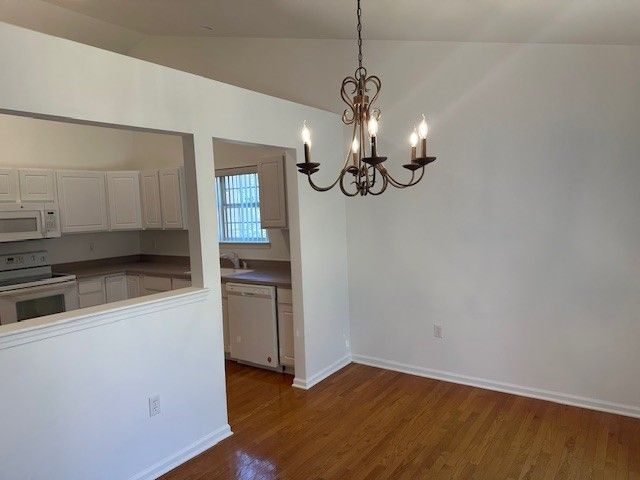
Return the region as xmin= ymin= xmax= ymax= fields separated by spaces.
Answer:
xmin=226 ymin=283 xmax=275 ymax=299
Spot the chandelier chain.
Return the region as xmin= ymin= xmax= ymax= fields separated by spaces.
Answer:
xmin=357 ymin=0 xmax=363 ymax=69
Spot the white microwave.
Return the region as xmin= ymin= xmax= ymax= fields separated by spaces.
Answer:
xmin=0 ymin=203 xmax=61 ymax=242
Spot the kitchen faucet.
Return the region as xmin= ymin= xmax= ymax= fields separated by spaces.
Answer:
xmin=220 ymin=251 xmax=241 ymax=269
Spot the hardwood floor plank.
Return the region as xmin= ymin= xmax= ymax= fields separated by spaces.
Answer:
xmin=161 ymin=362 xmax=640 ymax=480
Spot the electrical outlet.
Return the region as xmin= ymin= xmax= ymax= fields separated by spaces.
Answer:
xmin=148 ymin=395 xmax=161 ymax=417
xmin=433 ymin=324 xmax=443 ymax=339
xmin=89 ymin=242 xmax=95 ymax=252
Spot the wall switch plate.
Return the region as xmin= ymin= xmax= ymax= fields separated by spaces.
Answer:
xmin=433 ymin=324 xmax=443 ymax=339
xmin=149 ymin=395 xmax=161 ymax=417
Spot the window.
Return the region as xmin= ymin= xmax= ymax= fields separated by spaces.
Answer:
xmin=215 ymin=168 xmax=269 ymax=244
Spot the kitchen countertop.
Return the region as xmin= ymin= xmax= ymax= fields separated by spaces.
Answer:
xmin=220 ymin=269 xmax=291 ymax=288
xmin=54 ymin=256 xmax=292 ymax=288
xmin=56 ymin=261 xmax=192 ymax=280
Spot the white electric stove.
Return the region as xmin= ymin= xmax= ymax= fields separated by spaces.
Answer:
xmin=0 ymin=251 xmax=78 ymax=325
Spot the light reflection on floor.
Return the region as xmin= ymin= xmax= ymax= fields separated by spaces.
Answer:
xmin=234 ymin=450 xmax=277 ymax=480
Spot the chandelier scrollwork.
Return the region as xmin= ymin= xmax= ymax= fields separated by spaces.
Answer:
xmin=296 ymin=0 xmax=437 ymax=197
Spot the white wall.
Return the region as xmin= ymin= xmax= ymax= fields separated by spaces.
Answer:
xmin=0 ymin=22 xmax=350 ymax=480
xmin=130 ymin=37 xmax=640 ymax=415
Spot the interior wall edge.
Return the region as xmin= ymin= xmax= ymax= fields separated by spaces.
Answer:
xmin=128 ymin=424 xmax=233 ymax=480
xmin=292 ymin=353 xmax=352 ymax=390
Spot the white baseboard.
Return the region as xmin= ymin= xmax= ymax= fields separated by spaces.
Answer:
xmin=129 ymin=424 xmax=233 ymax=480
xmin=352 ymin=354 xmax=640 ymax=419
xmin=293 ymin=354 xmax=352 ymax=390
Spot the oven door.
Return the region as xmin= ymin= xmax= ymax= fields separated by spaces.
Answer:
xmin=0 ymin=209 xmax=44 ymax=242
xmin=0 ymin=281 xmax=79 ymax=325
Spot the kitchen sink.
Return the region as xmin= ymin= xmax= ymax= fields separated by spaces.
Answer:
xmin=220 ymin=268 xmax=253 ymax=276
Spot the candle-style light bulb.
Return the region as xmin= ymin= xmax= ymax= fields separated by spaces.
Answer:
xmin=351 ymin=137 xmax=360 ymax=153
xmin=418 ymin=114 xmax=429 ymax=139
xmin=409 ymin=131 xmax=419 ymax=148
xmin=301 ymin=121 xmax=312 ymax=163
xmin=418 ymin=115 xmax=429 ymax=157
xmin=351 ymin=137 xmax=360 ymax=166
xmin=367 ymin=116 xmax=379 ymax=137
xmin=409 ymin=129 xmax=419 ymax=160
xmin=301 ymin=121 xmax=312 ymax=145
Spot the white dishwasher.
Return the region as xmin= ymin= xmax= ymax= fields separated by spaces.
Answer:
xmin=226 ymin=283 xmax=280 ymax=369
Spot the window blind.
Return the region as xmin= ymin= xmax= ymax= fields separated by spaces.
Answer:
xmin=215 ymin=171 xmax=269 ymax=243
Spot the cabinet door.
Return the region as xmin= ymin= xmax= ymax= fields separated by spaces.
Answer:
xmin=18 ymin=169 xmax=56 ymax=202
xmin=159 ymin=168 xmax=183 ymax=229
xmin=105 ymin=274 xmax=127 ymax=303
xmin=140 ymin=170 xmax=162 ymax=229
xmin=141 ymin=275 xmax=172 ymax=295
xmin=171 ymin=277 xmax=191 ymax=290
xmin=0 ymin=168 xmax=19 ymax=202
xmin=57 ymin=171 xmax=109 ymax=233
xmin=278 ymin=303 xmax=295 ymax=367
xmin=78 ymin=277 xmax=106 ymax=308
xmin=107 ymin=171 xmax=142 ymax=230
xmin=126 ymin=275 xmax=140 ymax=299
xmin=222 ymin=296 xmax=230 ymax=354
xmin=258 ymin=155 xmax=287 ymax=228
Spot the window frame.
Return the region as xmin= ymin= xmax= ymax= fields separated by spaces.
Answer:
xmin=214 ymin=166 xmax=270 ymax=245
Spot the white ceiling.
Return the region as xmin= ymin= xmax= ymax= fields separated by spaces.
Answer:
xmin=38 ymin=0 xmax=640 ymax=45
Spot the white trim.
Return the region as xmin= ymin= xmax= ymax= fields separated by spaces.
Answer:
xmin=0 ymin=288 xmax=210 ymax=350
xmin=293 ymin=354 xmax=352 ymax=390
xmin=352 ymin=354 xmax=640 ymax=419
xmin=129 ymin=424 xmax=233 ymax=480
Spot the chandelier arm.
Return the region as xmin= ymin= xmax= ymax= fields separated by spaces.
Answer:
xmin=386 ymin=166 xmax=425 ymax=188
xmin=368 ymin=167 xmax=389 ymax=195
xmin=339 ymin=171 xmax=360 ymax=197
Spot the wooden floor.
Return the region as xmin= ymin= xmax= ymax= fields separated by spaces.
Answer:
xmin=162 ymin=361 xmax=640 ymax=480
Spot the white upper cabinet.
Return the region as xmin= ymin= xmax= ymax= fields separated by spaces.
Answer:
xmin=106 ymin=171 xmax=142 ymax=230
xmin=57 ymin=171 xmax=109 ymax=233
xmin=0 ymin=169 xmax=19 ymax=202
xmin=140 ymin=170 xmax=162 ymax=229
xmin=18 ymin=169 xmax=57 ymax=202
xmin=258 ymin=155 xmax=287 ymax=229
xmin=159 ymin=167 xmax=184 ymax=229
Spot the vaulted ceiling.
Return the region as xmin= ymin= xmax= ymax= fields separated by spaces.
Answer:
xmin=3 ymin=0 xmax=640 ymax=50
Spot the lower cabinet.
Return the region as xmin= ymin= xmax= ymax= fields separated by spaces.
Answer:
xmin=78 ymin=277 xmax=106 ymax=308
xmin=141 ymin=275 xmax=172 ymax=295
xmin=105 ymin=274 xmax=127 ymax=303
xmin=171 ymin=277 xmax=191 ymax=289
xmin=126 ymin=275 xmax=140 ymax=298
xmin=78 ymin=273 xmax=190 ymax=307
xmin=277 ymin=288 xmax=295 ymax=368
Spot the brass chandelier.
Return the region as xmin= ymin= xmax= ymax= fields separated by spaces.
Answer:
xmin=297 ymin=0 xmax=437 ymax=196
